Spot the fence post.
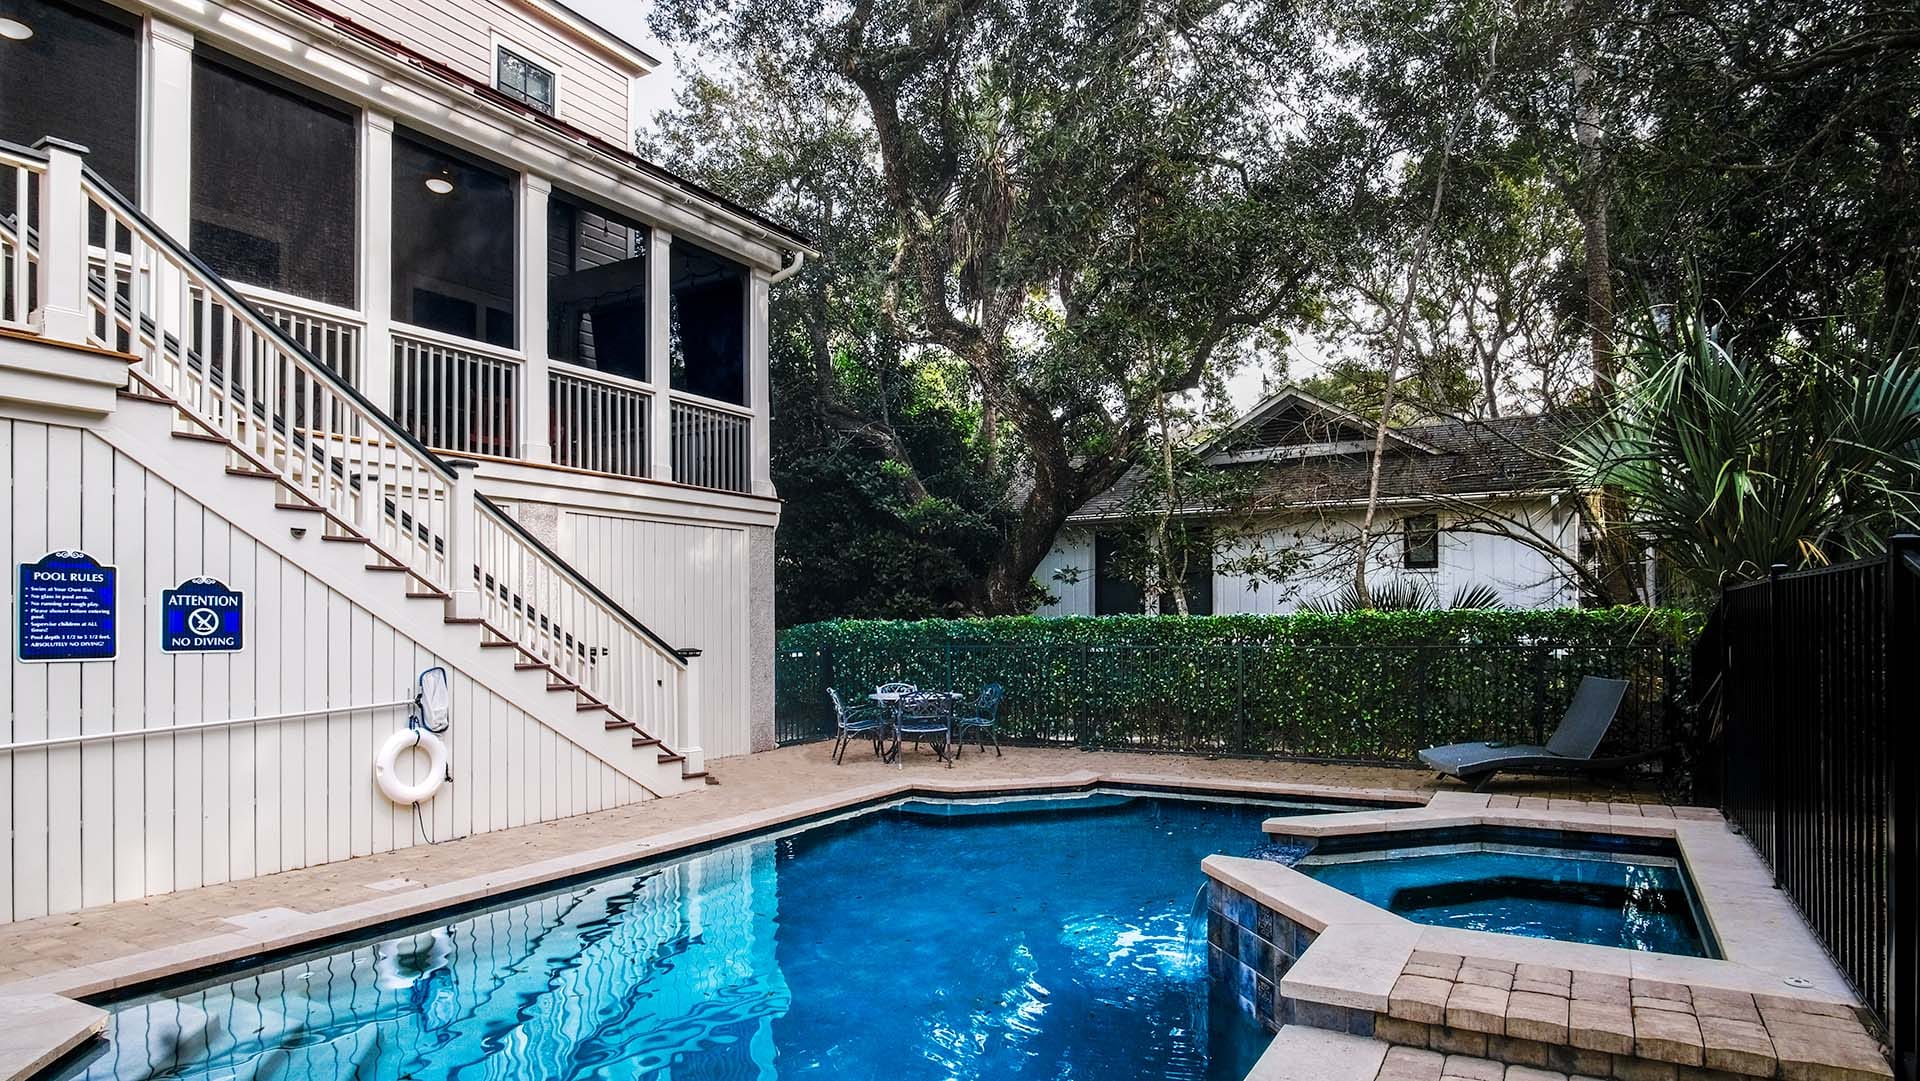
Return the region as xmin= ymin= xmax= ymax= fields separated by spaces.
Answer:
xmin=32 ymin=138 xmax=91 ymax=345
xmin=1767 ymin=562 xmax=1787 ymax=888
xmin=1888 ymin=534 xmax=1919 ymax=1081
xmin=1530 ymin=648 xmax=1549 ymax=746
xmin=1235 ymin=643 xmax=1248 ymax=755
xmin=821 ymin=645 xmax=837 ymax=741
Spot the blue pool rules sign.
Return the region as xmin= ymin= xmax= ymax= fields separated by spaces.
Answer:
xmin=16 ymin=551 xmax=118 ymax=662
xmin=161 ymin=577 xmax=245 ymax=653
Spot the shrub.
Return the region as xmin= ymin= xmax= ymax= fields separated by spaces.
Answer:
xmin=775 ymin=609 xmax=1701 ymax=764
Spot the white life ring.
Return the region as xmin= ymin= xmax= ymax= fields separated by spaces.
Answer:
xmin=375 ymin=728 xmax=448 ymax=805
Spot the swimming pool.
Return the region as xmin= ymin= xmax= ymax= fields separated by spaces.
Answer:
xmin=1295 ymin=826 xmax=1717 ymax=957
xmin=59 ymin=789 xmax=1331 ymax=1081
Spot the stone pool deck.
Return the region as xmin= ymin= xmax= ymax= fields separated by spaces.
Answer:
xmin=0 ymin=745 xmax=1720 ymax=1081
xmin=1210 ymin=792 xmax=1890 ymax=1081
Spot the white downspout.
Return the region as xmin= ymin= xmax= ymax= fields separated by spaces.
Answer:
xmin=767 ymin=250 xmax=806 ymax=284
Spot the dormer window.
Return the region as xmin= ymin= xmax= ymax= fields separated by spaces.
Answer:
xmin=496 ymin=44 xmax=555 ymax=114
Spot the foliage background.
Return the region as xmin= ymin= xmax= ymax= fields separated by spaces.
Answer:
xmin=776 ymin=608 xmax=1699 ymax=766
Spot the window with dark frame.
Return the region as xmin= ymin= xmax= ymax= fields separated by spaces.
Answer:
xmin=1093 ymin=530 xmax=1213 ymax=615
xmin=495 ymin=45 xmax=555 ymax=114
xmin=1403 ymin=514 xmax=1441 ymax=570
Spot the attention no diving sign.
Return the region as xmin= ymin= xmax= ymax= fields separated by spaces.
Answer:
xmin=161 ymin=577 xmax=245 ymax=653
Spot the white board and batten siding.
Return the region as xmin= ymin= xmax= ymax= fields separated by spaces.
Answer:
xmin=1038 ymin=502 xmax=1580 ymax=617
xmin=317 ymin=0 xmax=643 ymax=145
xmin=561 ymin=513 xmax=755 ymax=760
xmin=2 ymin=417 xmax=650 ymax=924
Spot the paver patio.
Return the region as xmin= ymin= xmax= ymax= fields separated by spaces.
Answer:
xmin=0 ymin=743 xmax=1664 ymax=987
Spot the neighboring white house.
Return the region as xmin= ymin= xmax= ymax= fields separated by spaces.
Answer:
xmin=1036 ymin=389 xmax=1585 ymax=616
xmin=0 ymin=0 xmax=810 ymax=920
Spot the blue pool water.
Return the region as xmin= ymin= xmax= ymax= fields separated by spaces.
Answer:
xmin=67 ymin=791 xmax=1303 ymax=1081
xmin=1300 ymin=846 xmax=1714 ymax=957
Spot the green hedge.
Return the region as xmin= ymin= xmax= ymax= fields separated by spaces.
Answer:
xmin=775 ymin=609 xmax=1701 ymax=764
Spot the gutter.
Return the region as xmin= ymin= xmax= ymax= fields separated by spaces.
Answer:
xmin=1064 ymin=488 xmax=1574 ymax=525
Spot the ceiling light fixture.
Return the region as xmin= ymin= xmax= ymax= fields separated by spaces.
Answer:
xmin=424 ymin=168 xmax=455 ymax=195
xmin=0 ymin=18 xmax=34 ymax=40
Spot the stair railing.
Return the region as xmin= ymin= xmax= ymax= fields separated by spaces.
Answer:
xmin=0 ymin=140 xmax=43 ymax=331
xmin=23 ymin=138 xmax=699 ymax=766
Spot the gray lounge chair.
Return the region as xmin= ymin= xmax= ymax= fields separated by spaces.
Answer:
xmin=1418 ymin=676 xmax=1643 ymax=790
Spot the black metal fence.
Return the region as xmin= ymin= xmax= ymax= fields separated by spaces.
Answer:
xmin=1708 ymin=537 xmax=1918 ymax=1081
xmin=776 ymin=639 xmax=1678 ymax=768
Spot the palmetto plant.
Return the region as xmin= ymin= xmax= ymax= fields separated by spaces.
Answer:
xmin=1302 ymin=579 xmax=1505 ymax=614
xmin=1564 ymin=310 xmax=1920 ymax=593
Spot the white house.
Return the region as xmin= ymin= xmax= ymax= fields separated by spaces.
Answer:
xmin=1036 ymin=390 xmax=1585 ymax=616
xmin=0 ymin=0 xmax=810 ymax=920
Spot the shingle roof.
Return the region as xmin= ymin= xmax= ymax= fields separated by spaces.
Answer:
xmin=1067 ymin=409 xmax=1581 ymax=522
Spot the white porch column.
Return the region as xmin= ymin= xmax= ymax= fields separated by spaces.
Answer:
xmin=32 ymin=140 xmax=90 ymax=344
xmin=358 ymin=112 xmax=394 ymax=412
xmin=140 ymin=17 xmax=193 ymax=237
xmin=518 ymin=173 xmax=552 ymax=463
xmin=646 ymin=226 xmax=674 ymax=481
xmin=747 ymin=269 xmax=772 ymax=497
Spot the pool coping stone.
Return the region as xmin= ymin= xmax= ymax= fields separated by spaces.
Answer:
xmin=0 ymin=769 xmax=1422 ymax=1081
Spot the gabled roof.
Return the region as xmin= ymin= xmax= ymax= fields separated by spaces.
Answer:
xmin=1201 ymin=387 xmax=1440 ymax=459
xmin=1069 ymin=398 xmax=1583 ymax=523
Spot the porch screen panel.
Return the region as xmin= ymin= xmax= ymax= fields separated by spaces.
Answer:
xmin=669 ymin=238 xmax=747 ymax=405
xmin=548 ymin=193 xmax=648 ymax=382
xmin=191 ymin=50 xmax=357 ymax=307
xmin=0 ymin=0 xmax=139 ymax=201
xmin=392 ymin=129 xmax=517 ymax=348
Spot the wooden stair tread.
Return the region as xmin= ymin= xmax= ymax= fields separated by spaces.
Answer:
xmin=514 ymin=661 xmax=549 ymax=671
xmin=682 ymin=771 xmax=709 ymax=781
xmin=479 ymin=640 xmax=518 ymax=649
xmin=576 ymin=702 xmax=609 ymax=712
xmin=171 ymin=431 xmax=229 ymax=445
xmin=406 ymin=590 xmax=450 ymax=599
xmin=226 ymin=467 xmax=278 ymax=479
xmin=365 ymin=564 xmax=407 ymax=572
xmin=274 ymin=502 xmax=324 ymax=513
xmin=444 ymin=616 xmax=483 ymax=625
xmin=632 ymin=736 xmax=661 ymax=747
xmin=602 ymin=717 xmax=632 ymax=729
xmin=321 ymin=535 xmax=369 ymax=543
xmin=656 ymin=752 xmax=684 ymax=764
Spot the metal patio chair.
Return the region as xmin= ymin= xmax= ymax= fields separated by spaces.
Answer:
xmin=953 ymin=683 xmax=1005 ymax=756
xmin=828 ymin=687 xmax=889 ymax=765
xmin=889 ymin=691 xmax=955 ymax=768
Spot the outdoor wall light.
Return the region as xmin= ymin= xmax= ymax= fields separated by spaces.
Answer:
xmin=424 ymin=169 xmax=455 ymax=195
xmin=0 ymin=18 xmax=34 ymax=40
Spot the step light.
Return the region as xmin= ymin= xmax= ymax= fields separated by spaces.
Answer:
xmin=0 ymin=18 xmax=34 ymax=40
